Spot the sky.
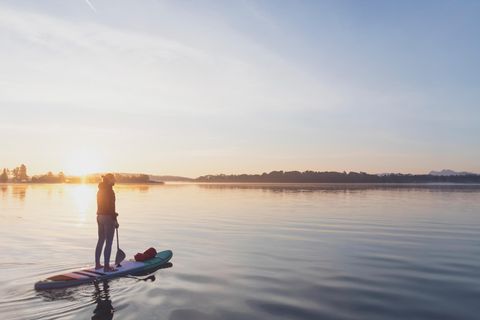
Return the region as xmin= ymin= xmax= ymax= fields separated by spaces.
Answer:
xmin=1 ymin=0 xmax=479 ymax=177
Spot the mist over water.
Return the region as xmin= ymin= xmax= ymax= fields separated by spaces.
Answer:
xmin=1 ymin=183 xmax=480 ymax=320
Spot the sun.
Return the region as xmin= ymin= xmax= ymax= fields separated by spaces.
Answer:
xmin=65 ymin=152 xmax=104 ymax=176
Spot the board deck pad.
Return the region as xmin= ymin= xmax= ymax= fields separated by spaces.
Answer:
xmin=35 ymin=250 xmax=172 ymax=290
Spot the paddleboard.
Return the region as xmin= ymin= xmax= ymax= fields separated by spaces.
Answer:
xmin=34 ymin=250 xmax=173 ymax=290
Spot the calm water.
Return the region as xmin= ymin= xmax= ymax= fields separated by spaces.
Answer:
xmin=1 ymin=183 xmax=480 ymax=320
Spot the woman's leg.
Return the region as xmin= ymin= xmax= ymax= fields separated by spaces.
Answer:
xmin=95 ymin=215 xmax=106 ymax=268
xmin=103 ymin=216 xmax=116 ymax=270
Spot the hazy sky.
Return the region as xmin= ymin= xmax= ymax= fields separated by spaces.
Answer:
xmin=1 ymin=0 xmax=479 ymax=176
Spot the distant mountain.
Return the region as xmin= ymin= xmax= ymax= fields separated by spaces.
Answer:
xmin=429 ymin=169 xmax=476 ymax=176
xmin=149 ymin=175 xmax=194 ymax=182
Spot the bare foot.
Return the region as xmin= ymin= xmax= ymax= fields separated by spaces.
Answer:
xmin=104 ymin=265 xmax=117 ymax=272
xmin=95 ymin=264 xmax=104 ymax=270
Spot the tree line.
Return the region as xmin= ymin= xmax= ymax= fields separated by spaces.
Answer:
xmin=195 ymin=170 xmax=480 ymax=183
xmin=0 ymin=165 xmax=154 ymax=184
xmin=1 ymin=164 xmax=29 ymax=182
xmin=0 ymin=164 xmax=66 ymax=183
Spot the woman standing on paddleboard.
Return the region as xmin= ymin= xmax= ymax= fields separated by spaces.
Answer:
xmin=95 ymin=173 xmax=119 ymax=272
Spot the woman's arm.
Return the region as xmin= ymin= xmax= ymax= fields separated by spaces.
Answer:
xmin=113 ymin=191 xmax=119 ymax=228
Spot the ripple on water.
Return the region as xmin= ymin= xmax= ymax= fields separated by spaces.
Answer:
xmin=245 ymin=299 xmax=328 ymax=320
xmin=174 ymin=273 xmax=227 ymax=285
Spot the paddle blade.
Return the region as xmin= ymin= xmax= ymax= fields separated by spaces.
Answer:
xmin=115 ymin=249 xmax=126 ymax=266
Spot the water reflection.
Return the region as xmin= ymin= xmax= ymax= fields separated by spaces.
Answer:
xmin=91 ymin=262 xmax=174 ymax=320
xmin=11 ymin=185 xmax=27 ymax=201
xmin=116 ymin=184 xmax=152 ymax=193
xmin=68 ymin=184 xmax=96 ymax=218
xmin=196 ymin=182 xmax=480 ymax=193
xmin=4 ymin=184 xmax=480 ymax=320
xmin=131 ymin=262 xmax=173 ymax=277
xmin=37 ymin=262 xmax=173 ymax=319
xmin=92 ymin=281 xmax=113 ymax=320
xmin=1 ymin=184 xmax=7 ymax=198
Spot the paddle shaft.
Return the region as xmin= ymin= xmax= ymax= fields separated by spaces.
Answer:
xmin=115 ymin=226 xmax=126 ymax=267
xmin=116 ymin=227 xmax=120 ymax=250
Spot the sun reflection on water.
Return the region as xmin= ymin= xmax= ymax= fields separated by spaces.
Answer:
xmin=68 ymin=184 xmax=96 ymax=222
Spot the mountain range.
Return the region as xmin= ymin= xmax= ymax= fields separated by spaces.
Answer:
xmin=428 ymin=169 xmax=476 ymax=176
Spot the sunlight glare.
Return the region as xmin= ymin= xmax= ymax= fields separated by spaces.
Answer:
xmin=68 ymin=184 xmax=96 ymax=222
xmin=65 ymin=151 xmax=104 ymax=176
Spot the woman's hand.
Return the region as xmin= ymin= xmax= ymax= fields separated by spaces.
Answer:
xmin=114 ymin=220 xmax=120 ymax=229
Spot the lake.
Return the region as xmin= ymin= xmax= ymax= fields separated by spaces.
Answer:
xmin=1 ymin=183 xmax=480 ymax=320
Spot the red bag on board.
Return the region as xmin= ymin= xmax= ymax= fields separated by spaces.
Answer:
xmin=134 ymin=247 xmax=157 ymax=261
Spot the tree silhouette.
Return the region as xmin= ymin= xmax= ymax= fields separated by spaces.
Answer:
xmin=12 ymin=167 xmax=20 ymax=182
xmin=0 ymin=168 xmax=7 ymax=183
xmin=11 ymin=164 xmax=29 ymax=182
xmin=19 ymin=164 xmax=28 ymax=182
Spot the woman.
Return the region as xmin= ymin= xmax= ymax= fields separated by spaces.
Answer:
xmin=95 ymin=173 xmax=119 ymax=272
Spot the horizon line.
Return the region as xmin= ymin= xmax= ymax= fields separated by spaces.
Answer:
xmin=5 ymin=168 xmax=478 ymax=179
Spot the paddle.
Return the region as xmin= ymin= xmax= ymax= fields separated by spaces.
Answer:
xmin=124 ymin=262 xmax=173 ymax=281
xmin=115 ymin=228 xmax=126 ymax=267
xmin=125 ymin=275 xmax=156 ymax=282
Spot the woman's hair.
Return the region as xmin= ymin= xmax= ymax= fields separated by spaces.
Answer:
xmin=102 ymin=173 xmax=115 ymax=183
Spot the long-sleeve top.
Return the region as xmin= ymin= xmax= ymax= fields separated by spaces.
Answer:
xmin=97 ymin=182 xmax=116 ymax=216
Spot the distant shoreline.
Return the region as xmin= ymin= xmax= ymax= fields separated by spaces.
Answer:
xmin=3 ymin=168 xmax=480 ymax=184
xmin=194 ymin=171 xmax=480 ymax=184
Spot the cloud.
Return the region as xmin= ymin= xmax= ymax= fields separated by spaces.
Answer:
xmin=0 ymin=3 xmax=341 ymax=118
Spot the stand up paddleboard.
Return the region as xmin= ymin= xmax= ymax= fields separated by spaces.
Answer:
xmin=35 ymin=250 xmax=173 ymax=290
